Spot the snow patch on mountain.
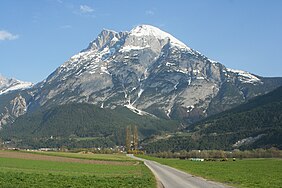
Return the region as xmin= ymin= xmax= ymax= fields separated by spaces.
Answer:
xmin=119 ymin=45 xmax=150 ymax=52
xmin=227 ymin=68 xmax=262 ymax=84
xmin=100 ymin=66 xmax=111 ymax=75
xmin=1 ymin=82 xmax=33 ymax=94
xmin=0 ymin=75 xmax=33 ymax=95
xmin=124 ymin=103 xmax=153 ymax=116
xmin=130 ymin=25 xmax=188 ymax=49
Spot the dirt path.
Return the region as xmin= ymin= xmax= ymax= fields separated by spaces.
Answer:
xmin=0 ymin=150 xmax=133 ymax=165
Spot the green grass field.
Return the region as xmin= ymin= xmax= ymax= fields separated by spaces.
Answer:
xmin=137 ymin=155 xmax=282 ymax=188
xmin=27 ymin=151 xmax=134 ymax=161
xmin=0 ymin=151 xmax=155 ymax=188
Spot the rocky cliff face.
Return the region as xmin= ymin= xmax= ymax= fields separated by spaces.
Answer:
xmin=0 ymin=75 xmax=33 ymax=128
xmin=2 ymin=25 xmax=282 ymax=126
xmin=0 ymin=94 xmax=28 ymax=128
xmin=28 ymin=25 xmax=282 ymax=123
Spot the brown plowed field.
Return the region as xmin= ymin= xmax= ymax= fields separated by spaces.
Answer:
xmin=0 ymin=150 xmax=133 ymax=165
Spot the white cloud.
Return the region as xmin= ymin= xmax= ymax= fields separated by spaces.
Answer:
xmin=0 ymin=30 xmax=19 ymax=41
xmin=80 ymin=5 xmax=94 ymax=13
xmin=145 ymin=10 xmax=155 ymax=16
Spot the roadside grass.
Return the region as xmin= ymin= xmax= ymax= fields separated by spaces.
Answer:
xmin=0 ymin=157 xmax=137 ymax=176
xmin=0 ymin=172 xmax=153 ymax=188
xmin=0 ymin=152 xmax=155 ymax=188
xmin=137 ymin=155 xmax=282 ymax=188
xmin=24 ymin=150 xmax=134 ymax=162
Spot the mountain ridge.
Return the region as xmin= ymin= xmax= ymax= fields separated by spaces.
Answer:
xmin=0 ymin=75 xmax=33 ymax=95
xmin=1 ymin=24 xmax=282 ymax=130
xmin=143 ymin=86 xmax=282 ymax=152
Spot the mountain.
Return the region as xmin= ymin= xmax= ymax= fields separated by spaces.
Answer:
xmin=191 ymin=85 xmax=282 ymax=149
xmin=0 ymin=103 xmax=178 ymax=148
xmin=0 ymin=75 xmax=33 ymax=127
xmin=0 ymin=75 xmax=33 ymax=95
xmin=143 ymin=86 xmax=282 ymax=152
xmin=26 ymin=25 xmax=282 ymax=124
xmin=1 ymin=24 xmax=282 ymax=143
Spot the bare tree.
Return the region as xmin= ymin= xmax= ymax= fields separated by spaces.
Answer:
xmin=133 ymin=126 xmax=139 ymax=150
xmin=125 ymin=126 xmax=131 ymax=152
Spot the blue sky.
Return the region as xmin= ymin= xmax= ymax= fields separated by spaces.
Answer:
xmin=1 ymin=0 xmax=282 ymax=83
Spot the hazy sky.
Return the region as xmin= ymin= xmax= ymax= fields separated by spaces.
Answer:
xmin=1 ymin=0 xmax=282 ymax=83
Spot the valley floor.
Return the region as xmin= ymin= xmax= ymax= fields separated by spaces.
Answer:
xmin=136 ymin=155 xmax=282 ymax=188
xmin=0 ymin=150 xmax=156 ymax=188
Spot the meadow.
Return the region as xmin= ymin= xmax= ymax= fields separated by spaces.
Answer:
xmin=0 ymin=150 xmax=155 ymax=188
xmin=137 ymin=155 xmax=282 ymax=188
xmin=25 ymin=150 xmax=134 ymax=162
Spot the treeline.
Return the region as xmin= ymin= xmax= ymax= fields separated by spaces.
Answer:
xmin=144 ymin=130 xmax=282 ymax=153
xmin=0 ymin=103 xmax=179 ymax=148
xmin=150 ymin=148 xmax=282 ymax=159
xmin=190 ymin=86 xmax=282 ymax=150
xmin=4 ymin=137 xmax=116 ymax=149
xmin=143 ymin=133 xmax=246 ymax=153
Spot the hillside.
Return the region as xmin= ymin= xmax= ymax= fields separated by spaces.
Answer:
xmin=1 ymin=25 xmax=282 ymax=150
xmin=2 ymin=25 xmax=282 ymax=129
xmin=0 ymin=103 xmax=179 ymax=148
xmin=192 ymin=86 xmax=282 ymax=149
xmin=0 ymin=90 xmax=33 ymax=128
xmin=144 ymin=86 xmax=282 ymax=152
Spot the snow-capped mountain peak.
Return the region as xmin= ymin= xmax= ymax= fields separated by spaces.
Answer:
xmin=129 ymin=25 xmax=188 ymax=49
xmin=29 ymin=25 xmax=282 ymax=121
xmin=0 ymin=75 xmax=33 ymax=95
xmin=81 ymin=24 xmax=191 ymax=56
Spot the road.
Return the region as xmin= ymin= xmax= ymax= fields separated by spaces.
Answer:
xmin=128 ymin=154 xmax=231 ymax=188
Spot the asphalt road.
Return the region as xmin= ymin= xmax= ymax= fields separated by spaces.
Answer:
xmin=128 ymin=154 xmax=231 ymax=188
